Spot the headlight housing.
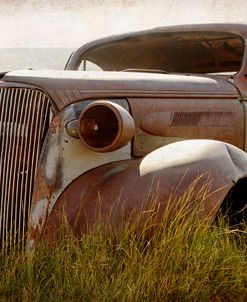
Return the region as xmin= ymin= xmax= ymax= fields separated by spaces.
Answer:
xmin=78 ymin=100 xmax=135 ymax=152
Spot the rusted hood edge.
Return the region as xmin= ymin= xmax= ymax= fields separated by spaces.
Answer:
xmin=3 ymin=70 xmax=238 ymax=110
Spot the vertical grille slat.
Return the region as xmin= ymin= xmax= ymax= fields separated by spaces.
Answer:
xmin=19 ymin=89 xmax=34 ymax=251
xmin=10 ymin=89 xmax=23 ymax=250
xmin=6 ymin=89 xmax=20 ymax=251
xmin=0 ymin=87 xmax=51 ymax=252
xmin=16 ymin=89 xmax=31 ymax=250
xmin=1 ymin=89 xmax=13 ymax=247
xmin=0 ymin=89 xmax=7 ymax=242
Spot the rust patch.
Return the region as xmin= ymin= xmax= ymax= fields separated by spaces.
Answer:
xmin=50 ymin=115 xmax=60 ymax=134
xmin=28 ymin=115 xmax=62 ymax=243
xmin=42 ymin=140 xmax=247 ymax=242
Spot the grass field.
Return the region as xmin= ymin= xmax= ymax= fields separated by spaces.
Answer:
xmin=0 ymin=193 xmax=246 ymax=302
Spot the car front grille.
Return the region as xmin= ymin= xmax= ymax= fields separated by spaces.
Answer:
xmin=0 ymin=87 xmax=51 ymax=252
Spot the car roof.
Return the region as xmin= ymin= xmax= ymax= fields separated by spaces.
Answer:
xmin=66 ymin=23 xmax=247 ymax=70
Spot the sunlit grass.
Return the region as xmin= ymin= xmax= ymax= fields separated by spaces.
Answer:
xmin=0 ymin=185 xmax=246 ymax=302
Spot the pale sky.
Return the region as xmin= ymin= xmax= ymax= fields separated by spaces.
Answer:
xmin=1 ymin=0 xmax=247 ymax=48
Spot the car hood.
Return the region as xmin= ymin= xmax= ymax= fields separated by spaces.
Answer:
xmin=2 ymin=70 xmax=238 ymax=111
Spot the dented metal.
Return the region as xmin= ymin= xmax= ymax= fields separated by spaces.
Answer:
xmin=1 ymin=24 xmax=247 ymax=250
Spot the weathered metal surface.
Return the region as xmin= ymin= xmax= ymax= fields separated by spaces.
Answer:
xmin=27 ymin=99 xmax=132 ymax=249
xmin=128 ymin=97 xmax=244 ymax=156
xmin=0 ymin=24 xmax=247 ymax=249
xmin=2 ymin=71 xmax=239 ymax=111
xmin=65 ymin=24 xmax=247 ymax=71
xmin=0 ymin=87 xmax=50 ymax=251
xmin=42 ymin=140 xmax=247 ymax=241
xmin=64 ymin=23 xmax=247 ymax=109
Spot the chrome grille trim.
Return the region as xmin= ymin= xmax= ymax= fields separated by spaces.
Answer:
xmin=0 ymin=88 xmax=50 ymax=252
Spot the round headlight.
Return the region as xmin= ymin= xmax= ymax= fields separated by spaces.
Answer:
xmin=78 ymin=101 xmax=135 ymax=152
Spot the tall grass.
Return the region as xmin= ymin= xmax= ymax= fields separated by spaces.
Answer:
xmin=0 ymin=187 xmax=246 ymax=301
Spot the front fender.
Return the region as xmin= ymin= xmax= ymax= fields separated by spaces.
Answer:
xmin=41 ymin=140 xmax=247 ymax=241
xmin=27 ymin=99 xmax=131 ymax=249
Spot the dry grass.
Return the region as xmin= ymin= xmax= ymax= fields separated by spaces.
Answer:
xmin=0 ymin=186 xmax=246 ymax=302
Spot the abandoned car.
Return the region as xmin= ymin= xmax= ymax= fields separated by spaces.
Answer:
xmin=1 ymin=23 xmax=247 ymax=250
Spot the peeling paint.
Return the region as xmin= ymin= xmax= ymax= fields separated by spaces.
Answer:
xmin=30 ymin=198 xmax=49 ymax=231
xmin=28 ymin=99 xmax=132 ymax=242
xmin=45 ymin=144 xmax=60 ymax=181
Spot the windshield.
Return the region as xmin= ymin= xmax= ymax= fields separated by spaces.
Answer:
xmin=79 ymin=31 xmax=244 ymax=74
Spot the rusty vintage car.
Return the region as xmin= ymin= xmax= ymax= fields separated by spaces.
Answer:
xmin=1 ymin=23 xmax=247 ymax=250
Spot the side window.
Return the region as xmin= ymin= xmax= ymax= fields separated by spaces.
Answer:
xmin=79 ymin=60 xmax=102 ymax=71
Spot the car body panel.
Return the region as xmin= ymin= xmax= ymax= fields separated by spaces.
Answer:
xmin=66 ymin=23 xmax=247 ymax=74
xmin=41 ymin=140 xmax=247 ymax=243
xmin=3 ymin=70 xmax=239 ymax=110
xmin=1 ymin=23 xmax=247 ymax=249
